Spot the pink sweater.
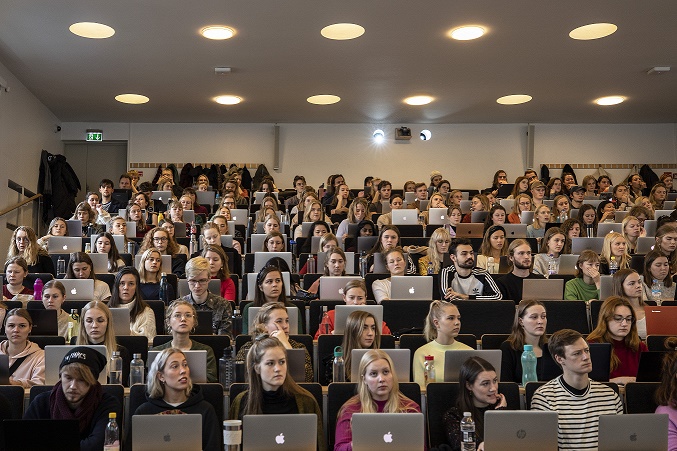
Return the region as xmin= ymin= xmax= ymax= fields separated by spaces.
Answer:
xmin=0 ymin=340 xmax=45 ymax=388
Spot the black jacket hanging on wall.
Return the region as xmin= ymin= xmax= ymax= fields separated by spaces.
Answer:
xmin=38 ymin=150 xmax=81 ymax=223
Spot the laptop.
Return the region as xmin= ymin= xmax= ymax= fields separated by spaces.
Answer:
xmin=65 ymin=219 xmax=83 ymax=237
xmin=655 ymin=209 xmax=673 ymax=219
xmin=250 ymin=234 xmax=288 ymax=253
xmin=220 ymin=235 xmax=234 ymax=248
xmin=26 ymin=309 xmax=59 ymax=336
xmin=404 ymin=192 xmax=417 ymax=204
xmin=636 ymin=351 xmax=666 ymax=382
xmin=497 ymin=184 xmax=514 ymax=198
xmin=350 ymin=349 xmax=411 ymax=382
xmin=635 ymin=237 xmax=655 ymax=254
xmin=390 ymin=276 xmax=433 ymax=300
xmin=44 ymin=345 xmax=107 ymax=384
xmin=455 ymin=223 xmax=484 ymax=238
xmin=230 ymin=209 xmax=249 ymax=226
xmin=428 ymin=208 xmax=448 ymax=225
xmin=47 ymin=236 xmax=82 ymax=254
xmin=253 ymin=251 xmax=293 ymax=272
xmin=459 ymin=200 xmax=472 ymax=214
xmin=392 ymin=209 xmax=421 ymax=225
xmin=151 ymin=190 xmax=172 ymax=202
xmin=503 ymin=224 xmax=528 ymax=238
xmin=300 ymin=222 xmax=315 ymax=237
xmin=351 ymin=413 xmax=425 ymax=451
xmin=248 ymin=306 xmax=299 ymax=335
xmin=132 ymin=414 xmax=202 ymax=451
xmin=599 ymin=275 xmax=614 ymax=300
xmin=254 ymin=191 xmax=278 ymax=204
xmin=381 ymin=200 xmax=392 ymax=214
xmin=372 ymin=252 xmax=409 ymax=273
xmin=134 ymin=254 xmax=172 ymax=273
xmin=484 ymin=411 xmax=559 ymax=451
xmin=520 ymin=211 xmax=534 ymax=225
xmin=195 ymin=190 xmax=215 ymax=206
xmin=598 ymin=413 xmax=668 ymax=451
xmin=558 ymin=254 xmax=579 ymax=275
xmin=499 ymin=199 xmax=515 ymax=210
xmin=183 ymin=209 xmax=196 ymax=224
xmin=243 ymin=414 xmax=316 ymax=451
xmin=571 ymin=237 xmax=605 ymax=254
xmin=310 ymin=236 xmax=323 ymax=254
xmin=147 ymin=350 xmax=208 ymax=383
xmin=109 ymin=307 xmax=130 ymax=336
xmin=444 ymin=350 xmax=502 ymax=382
xmin=3 ymin=419 xmax=81 ymax=451
xmin=645 ymin=305 xmax=677 ymax=335
xmin=471 ymin=211 xmax=489 ymax=223
xmin=125 ymin=221 xmax=137 ymax=238
xmin=615 ymin=211 xmax=629 ymax=222
xmin=333 ymin=305 xmax=383 ymax=335
xmin=522 ymin=279 xmax=564 ymax=300
xmin=59 ymin=278 xmax=95 ymax=300
xmin=318 ymin=276 xmax=363 ymax=300
xmin=644 ymin=220 xmax=657 ymax=237
xmin=596 ymin=222 xmax=622 ymax=237
xmin=88 ymin=252 xmax=110 ymax=274
xmin=283 ymin=348 xmax=307 ymax=382
xmin=177 ymin=278 xmax=221 ymax=298
xmin=0 ymin=355 xmax=10 ymax=385
xmin=357 ymin=236 xmax=378 ymax=253
xmin=246 ymin=272 xmax=291 ymax=299
xmin=317 ymin=252 xmax=356 ymax=275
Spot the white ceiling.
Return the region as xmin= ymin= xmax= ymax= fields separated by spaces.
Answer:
xmin=1 ymin=0 xmax=676 ymax=124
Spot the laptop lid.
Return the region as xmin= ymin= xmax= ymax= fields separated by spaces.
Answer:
xmin=350 ymin=349 xmax=410 ymax=382
xmin=254 ymin=252 xmax=292 ymax=272
xmin=248 ymin=306 xmax=298 ymax=335
xmin=230 ymin=209 xmax=249 ymax=226
xmin=351 ymin=413 xmax=425 ymax=451
xmin=126 ymin=221 xmax=137 ymax=238
xmin=497 ymin=184 xmax=514 ymax=198
xmin=645 ymin=305 xmax=677 ymax=335
xmin=455 ymin=223 xmax=484 ymax=238
xmin=459 ymin=200 xmax=472 ymax=214
xmin=44 ymin=345 xmax=107 ymax=384
xmin=250 ymin=234 xmax=288 ymax=253
xmin=183 ymin=209 xmax=196 ymax=224
xmin=195 ymin=190 xmax=215 ymax=206
xmin=246 ymin=272 xmax=291 ymax=299
xmin=357 ymin=236 xmax=378 ymax=253
xmin=151 ymin=190 xmax=172 ymax=202
xmin=134 ymin=254 xmax=172 ymax=274
xmin=58 ymin=279 xmax=95 ymax=300
xmin=428 ymin=208 xmax=448 ymax=225
xmin=635 ymin=237 xmax=655 ymax=254
xmin=520 ymin=211 xmax=534 ymax=225
xmin=558 ymin=254 xmax=579 ymax=275
xmin=392 ymin=209 xmax=420 ymax=225
xmin=390 ymin=276 xmax=433 ymax=300
xmin=177 ymin=278 xmax=221 ymax=298
xmin=254 ymin=191 xmax=279 ymax=204
xmin=484 ymin=411 xmax=559 ymax=451
xmin=381 ymin=200 xmax=392 ymax=214
xmin=65 ymin=220 xmax=83 ymax=237
xmin=644 ymin=220 xmax=657 ymax=237
xmin=596 ymin=222 xmax=622 ymax=237
xmin=599 ymin=275 xmax=614 ymax=300
xmin=333 ymin=305 xmax=383 ymax=335
xmin=419 ymin=200 xmax=429 ymax=211
xmin=301 ymin=222 xmax=315 ymax=237
xmin=0 ymin=355 xmax=10 ymax=385
xmin=655 ymin=209 xmax=673 ymax=219
xmin=317 ymin=252 xmax=356 ymax=276
xmin=404 ymin=192 xmax=417 ymax=204
xmin=318 ymin=276 xmax=363 ymax=300
xmin=220 ymin=235 xmax=234 ymax=248
xmin=132 ymin=414 xmax=202 ymax=451
xmin=147 ymin=350 xmax=208 ymax=383
xmin=47 ymin=236 xmax=82 ymax=254
xmin=26 ymin=309 xmax=59 ymax=336
xmin=522 ymin=279 xmax=564 ymax=300
xmin=598 ymin=413 xmax=668 ymax=451
xmin=444 ymin=350 xmax=502 ymax=382
xmin=87 ymin=252 xmax=110 ymax=274
xmin=310 ymin=236 xmax=322 ymax=254
xmin=243 ymin=414 xmax=316 ymax=451
xmin=636 ymin=351 xmax=666 ymax=382
xmin=3 ymin=419 xmax=80 ymax=451
xmin=109 ymin=307 xmax=130 ymax=336
xmin=503 ymin=224 xmax=528 ymax=238
xmin=471 ymin=211 xmax=489 ymax=223
xmin=571 ymin=237 xmax=605 ymax=254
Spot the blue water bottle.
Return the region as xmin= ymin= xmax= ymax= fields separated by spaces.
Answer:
xmin=521 ymin=344 xmax=538 ymax=386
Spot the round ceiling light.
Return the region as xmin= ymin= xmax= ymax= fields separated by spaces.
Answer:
xmin=404 ymin=96 xmax=434 ymax=106
xmin=200 ymin=26 xmax=236 ymax=40
xmin=69 ymin=22 xmax=115 ymax=39
xmin=448 ymin=26 xmax=486 ymax=41
xmin=569 ymin=23 xmax=617 ymax=40
xmin=307 ymin=95 xmax=341 ymax=105
xmin=321 ymin=23 xmax=365 ymax=40
xmin=496 ymin=94 xmax=532 ymax=105
xmin=214 ymin=95 xmax=242 ymax=105
xmin=114 ymin=94 xmax=149 ymax=104
xmin=594 ymin=95 xmax=625 ymax=106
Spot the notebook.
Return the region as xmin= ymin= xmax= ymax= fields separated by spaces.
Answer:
xmin=150 ymin=190 xmax=172 ymax=202
xmin=598 ymin=413 xmax=668 ymax=451
xmin=253 ymin=251 xmax=292 ymax=272
xmin=58 ymin=278 xmax=95 ymax=300
xmin=351 ymin=413 xmax=425 ymax=451
xmin=318 ymin=275 xmax=363 ymax=300
xmin=333 ymin=305 xmax=383 ymax=335
xmin=65 ymin=220 xmax=83 ymax=237
xmin=87 ymin=252 xmax=110 ymax=274
xmin=47 ymin=236 xmax=82 ymax=254
xmin=644 ymin=305 xmax=677 ymax=335
xmin=248 ymin=306 xmax=299 ymax=335
xmin=132 ymin=414 xmax=202 ymax=451
xmin=522 ymin=278 xmax=564 ymax=300
xmin=597 ymin=222 xmax=622 ymax=237
xmin=558 ymin=254 xmax=579 ymax=275
xmin=44 ymin=345 xmax=107 ymax=384
xmin=444 ymin=350 xmax=502 ymax=382
xmin=109 ymin=307 xmax=130 ymax=336
xmin=390 ymin=276 xmax=433 ymax=300
xmin=484 ymin=411 xmax=559 ymax=451
xmin=246 ymin=272 xmax=291 ymax=299
xmin=503 ymin=224 xmax=528 ymax=238
xmin=392 ymin=209 xmax=420 ymax=225
xmin=317 ymin=252 xmax=356 ymax=275
xmin=147 ymin=350 xmax=208 ymax=383
xmin=428 ymin=208 xmax=449 ymax=225
xmin=571 ymin=237 xmax=605 ymax=254
xmin=134 ymin=254 xmax=172 ymax=274
xmin=243 ymin=414 xmax=316 ymax=451
xmin=455 ymin=223 xmax=484 ymax=238
xmin=26 ymin=309 xmax=59 ymax=336
xmin=3 ymin=419 xmax=81 ymax=451
xmin=350 ymin=349 xmax=410 ymax=381
xmin=177 ymin=278 xmax=221 ymax=298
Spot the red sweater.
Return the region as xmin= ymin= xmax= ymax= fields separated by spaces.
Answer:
xmin=589 ymin=338 xmax=648 ymax=379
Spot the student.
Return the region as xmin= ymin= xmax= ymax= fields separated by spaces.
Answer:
xmin=24 ymin=346 xmax=121 ymax=451
xmin=65 ymin=252 xmax=112 ymax=302
xmin=262 ymin=231 xmax=286 ymax=252
xmin=407 ymin=182 xmax=428 ymax=210
xmin=3 ymin=256 xmax=34 ymax=302
xmin=0 ymin=308 xmax=45 ymax=387
xmin=93 ymin=232 xmax=125 ymax=274
xmin=152 ymin=300 xmax=217 ymax=383
xmin=307 ymin=247 xmax=347 ymax=294
xmin=612 ymin=183 xmax=631 ymax=212
xmin=507 ymin=193 xmax=532 ymax=224
xmin=297 ymin=221 xmax=331 ymax=254
xmin=564 ymin=250 xmax=601 ymax=301
xmin=98 ymin=178 xmax=124 ymax=213
xmin=108 ymin=267 xmax=156 ymax=342
xmin=655 ymin=224 xmax=677 ymax=273
xmin=418 ymin=227 xmax=452 ymax=275
xmin=336 ymin=198 xmax=369 ymax=242
xmin=131 ymin=348 xmax=220 ymax=451
xmin=284 ymin=175 xmax=307 ymax=208
xmin=507 ymin=176 xmax=530 ymax=199
xmin=642 ymin=250 xmax=675 ymax=301
xmin=196 ymin=221 xmax=241 ymax=275
xmin=475 ymin=225 xmax=507 ymax=274
xmin=560 ymin=218 xmax=582 ymax=254
xmin=6 ymin=226 xmax=55 ymax=275
xmin=201 ymin=244 xmax=236 ymax=302
xmin=532 ymin=227 xmax=566 ymax=277
xmin=37 ymin=217 xmax=68 ymax=252
xmin=443 ymin=356 xmax=508 ymax=450
xmin=440 ymin=238 xmax=502 ymax=300
xmin=496 ymin=239 xmax=545 ymax=304
xmin=299 ymin=232 xmax=338 ymax=275
xmin=376 ymin=194 xmax=403 ymax=229
xmin=423 ymin=193 xmax=449 ymax=225
xmin=85 ymin=192 xmax=112 ymax=226
xmin=531 ymin=329 xmax=623 ymax=450
xmin=621 ymin=215 xmax=644 ymax=254
xmin=71 ymin=202 xmax=103 ymax=237
xmin=552 ymin=194 xmax=571 ymax=222
xmin=242 ymin=264 xmax=302 ymax=334
xmin=294 ymin=200 xmax=327 ymax=239
xmin=158 ymin=218 xmax=190 ymax=258
xmin=612 ymin=268 xmax=647 ymax=339
xmin=546 ymin=177 xmax=563 ymax=200
xmin=568 ymin=185 xmax=586 ymax=210
xmin=41 ymin=280 xmax=71 ymax=340
xmin=413 ymin=300 xmax=472 ymax=386
xmin=483 ymin=205 xmax=507 ymax=232
xmin=530 ymin=180 xmax=547 ymax=207
xmin=261 ymin=213 xmax=281 ymax=235
xmin=461 ymin=194 xmax=490 ymax=223
xmin=334 ymin=349 xmax=421 ymax=451
xmin=581 ymin=174 xmax=598 ymax=197
xmin=655 ymin=337 xmax=677 ymax=450
xmin=366 ymin=225 xmax=416 ymax=275
xmin=139 ymin=226 xmax=187 ymax=277
xmin=526 ymin=204 xmax=551 ymax=240
xmin=127 ymin=202 xmax=151 ymax=237
xmin=501 ymin=300 xmax=547 ymax=384
xmin=371 ymin=247 xmax=406 ymax=303
xmin=137 ymin=247 xmax=163 ymax=300
xmin=229 ymin=335 xmax=325 ymax=450
xmin=598 ymin=175 xmax=612 ymax=194
xmin=178 ymin=194 xmax=204 ymax=225
xmin=599 ymin=231 xmax=630 ymax=274
xmin=108 ymin=215 xmax=139 ymax=256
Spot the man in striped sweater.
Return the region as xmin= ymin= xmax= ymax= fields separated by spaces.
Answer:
xmin=531 ymin=329 xmax=623 ymax=450
xmin=440 ymin=238 xmax=502 ymax=300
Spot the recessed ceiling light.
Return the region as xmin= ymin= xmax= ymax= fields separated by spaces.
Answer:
xmin=496 ymin=94 xmax=532 ymax=105
xmin=594 ymin=95 xmax=625 ymax=106
xmin=307 ymin=95 xmax=341 ymax=105
xmin=200 ymin=26 xmax=236 ymax=40
xmin=214 ymin=95 xmax=242 ymax=105
xmin=69 ymin=22 xmax=115 ymax=39
xmin=115 ymin=94 xmax=149 ymax=104
xmin=321 ymin=23 xmax=365 ymax=40
xmin=448 ymin=26 xmax=486 ymax=41
xmin=569 ymin=23 xmax=617 ymax=40
xmin=404 ymin=96 xmax=434 ymax=106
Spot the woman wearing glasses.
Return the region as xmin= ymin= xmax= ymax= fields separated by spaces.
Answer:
xmin=6 ymin=226 xmax=55 ymax=276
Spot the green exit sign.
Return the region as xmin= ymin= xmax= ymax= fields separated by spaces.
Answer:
xmin=86 ymin=130 xmax=103 ymax=142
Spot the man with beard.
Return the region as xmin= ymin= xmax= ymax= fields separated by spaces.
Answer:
xmin=496 ymin=239 xmax=545 ymax=303
xmin=440 ymin=238 xmax=502 ymax=300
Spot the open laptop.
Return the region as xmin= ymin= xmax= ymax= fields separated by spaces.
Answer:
xmin=48 ymin=236 xmax=82 ymax=254
xmin=59 ymin=278 xmax=95 ymax=300
xmin=253 ymin=251 xmax=293 ymax=272
xmin=310 ymin=236 xmax=322 ymax=254
xmin=147 ymin=350 xmax=208 ymax=383
xmin=455 ymin=223 xmax=484 ymax=238
xmin=522 ymin=279 xmax=564 ymax=300
xmin=598 ymin=413 xmax=668 ymax=451
xmin=134 ymin=254 xmax=172 ymax=273
xmin=615 ymin=211 xmax=629 ymax=222
xmin=246 ymin=272 xmax=291 ymax=299
xmin=497 ymin=184 xmax=514 ymax=198
xmin=520 ymin=211 xmax=534 ymax=225
xmin=65 ymin=220 xmax=83 ymax=237
xmin=635 ymin=237 xmax=656 ymax=254
xmin=599 ymin=275 xmax=614 ymax=300
xmin=333 ymin=305 xmax=383 ymax=335
xmin=300 ymin=222 xmax=314 ymax=237
xmin=219 ymin=235 xmax=234 ymax=248
xmin=484 ymin=411 xmax=558 ymax=451
xmin=597 ymin=222 xmax=622 ymax=237
xmin=471 ymin=211 xmax=489 ymax=223
xmin=248 ymin=306 xmax=299 ymax=335
xmin=44 ymin=345 xmax=107 ymax=384
xmin=558 ymin=254 xmax=579 ymax=275
xmin=133 ymin=414 xmax=202 ymax=451
xmin=109 ymin=307 xmax=130 ymax=336
xmin=230 ymin=209 xmax=249 ymax=226
xmin=381 ymin=200 xmax=392 ymax=214
xmin=3 ymin=419 xmax=81 ymax=451
xmin=655 ymin=209 xmax=673 ymax=219
xmin=250 ymin=234 xmax=288 ymax=253
xmin=254 ymin=191 xmax=278 ymax=204
xmin=283 ymin=348 xmax=307 ymax=382
xmin=26 ymin=309 xmax=59 ymax=336
xmin=89 ymin=234 xmax=124 ymax=252
xmin=87 ymin=252 xmax=110 ymax=274
xmin=318 ymin=275 xmax=363 ymax=300
xmin=151 ymin=190 xmax=172 ymax=202
xmin=444 ymin=350 xmax=502 ymax=382
xmin=499 ymin=199 xmax=515 ymax=210
xmin=357 ymin=236 xmax=378 ymax=253
xmin=645 ymin=305 xmax=677 ymax=335
xmin=317 ymin=252 xmax=356 ymax=275
xmin=177 ymin=278 xmax=221 ymax=298
xmin=351 ymin=349 xmax=410 ymax=381
xmin=182 ymin=209 xmax=195 ymax=224
xmin=427 ymin=208 xmax=448 ymax=225
xmin=503 ymin=224 xmax=528 ymax=238
xmin=390 ymin=276 xmax=433 ymax=300
xmin=404 ymin=192 xmax=417 ymax=204
xmin=125 ymin=221 xmax=137 ymax=238
xmin=195 ymin=190 xmax=215 ymax=206
xmin=372 ymin=252 xmax=409 ymax=273
xmin=571 ymin=237 xmax=605 ymax=254
xmin=644 ymin=219 xmax=658 ymax=237
xmin=636 ymin=351 xmax=666 ymax=382
xmin=351 ymin=413 xmax=425 ymax=451
xmin=243 ymin=414 xmax=316 ymax=451
xmin=392 ymin=209 xmax=421 ymax=225
xmin=459 ymin=200 xmax=472 ymax=214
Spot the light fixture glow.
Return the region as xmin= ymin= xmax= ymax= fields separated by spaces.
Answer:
xmin=594 ymin=95 xmax=625 ymax=106
xmin=321 ymin=23 xmax=365 ymax=40
xmin=496 ymin=94 xmax=532 ymax=105
xmin=69 ymin=22 xmax=115 ymax=39
xmin=569 ymin=23 xmax=617 ymax=40
xmin=214 ymin=95 xmax=242 ymax=105
xmin=200 ymin=26 xmax=236 ymax=40
xmin=373 ymin=129 xmax=385 ymax=143
xmin=404 ymin=96 xmax=434 ymax=106
xmin=114 ymin=94 xmax=149 ymax=104
xmin=307 ymin=95 xmax=341 ymax=105
xmin=448 ymin=26 xmax=486 ymax=41
xmin=420 ymin=130 xmax=432 ymax=141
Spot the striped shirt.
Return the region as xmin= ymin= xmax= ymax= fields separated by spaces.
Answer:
xmin=439 ymin=265 xmax=502 ymax=300
xmin=531 ymin=376 xmax=623 ymax=450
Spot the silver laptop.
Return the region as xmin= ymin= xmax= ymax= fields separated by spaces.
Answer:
xmin=350 ymin=349 xmax=410 ymax=382
xmin=635 ymin=237 xmax=655 ymax=254
xmin=117 ymin=209 xmax=127 ymax=220
xmin=471 ymin=211 xmax=489 ymax=223
xmin=655 ymin=209 xmax=673 ymax=219
xmin=644 ymin=219 xmax=657 ymax=237
xmin=373 ymin=252 xmax=409 ymax=273
xmin=484 ymin=411 xmax=559 ymax=451
xmin=220 ymin=235 xmax=234 ymax=248
xmin=246 ymin=272 xmax=291 ymax=299
xmin=381 ymin=200 xmax=392 ymax=214
xmin=134 ymin=254 xmax=172 ymax=274
xmin=419 ymin=200 xmax=429 ymax=211
xmin=109 ymin=307 xmax=130 ymax=336
xmin=250 ymin=234 xmax=288 ymax=253
xmin=47 ymin=236 xmax=82 ymax=254
xmin=499 ymin=199 xmax=515 ymax=211
xmin=598 ymin=413 xmax=668 ymax=451
xmin=317 ymin=252 xmax=356 ymax=275
xmin=599 ymin=274 xmax=614 ymax=300
xmin=390 ymin=276 xmax=433 ymax=300
xmin=300 ymin=222 xmax=314 ymax=237
xmin=522 ymin=278 xmax=564 ymax=300
xmin=351 ymin=413 xmax=425 ymax=451
xmin=87 ymin=253 xmax=110 ymax=274
xmin=428 ymin=208 xmax=448 ymax=225
xmin=243 ymin=414 xmax=316 ymax=451
xmin=571 ymin=237 xmax=605 ymax=254
xmin=615 ymin=211 xmax=629 ymax=222
xmin=597 ymin=222 xmax=622 ymax=237
xmin=254 ymin=191 xmax=279 ymax=204
xmin=195 ymin=190 xmax=215 ymax=206
xmin=230 ymin=209 xmax=249 ymax=226
xmin=665 ymin=201 xmax=676 ymax=210
xmin=147 ymin=350 xmax=207 ymax=383
xmin=558 ymin=254 xmax=579 ymax=275
xmin=455 ymin=223 xmax=484 ymax=239
xmin=177 ymin=279 xmax=221 ymax=297
xmin=404 ymin=192 xmax=417 ymax=204
xmin=44 ymin=345 xmax=107 ymax=384
xmin=253 ymin=251 xmax=292 ymax=272
xmin=248 ymin=306 xmax=298 ymax=335
xmin=333 ymin=305 xmax=383 ymax=335
xmin=65 ymin=220 xmax=83 ymax=237
xmin=133 ymin=414 xmax=202 ymax=451
xmin=310 ymin=236 xmax=323 ymax=254
xmin=150 ymin=190 xmax=172 ymax=202
xmin=183 ymin=209 xmax=195 ymax=224
xmin=444 ymin=350 xmax=502 ymax=382
xmin=503 ymin=224 xmax=528 ymax=238
xmin=583 ymin=199 xmax=604 ymax=208
xmin=90 ymin=234 xmax=125 ymax=253
xmin=392 ymin=209 xmax=420 ymax=225
xmin=318 ymin=276 xmax=363 ymax=300
xmin=520 ymin=211 xmax=534 ymax=225
xmin=59 ymin=279 xmax=94 ymax=300
xmin=459 ymin=200 xmax=472 ymax=214
xmin=125 ymin=221 xmax=137 ymax=238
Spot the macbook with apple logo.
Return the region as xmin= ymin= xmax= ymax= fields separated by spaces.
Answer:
xmin=47 ymin=236 xmax=83 ymax=254
xmin=390 ymin=276 xmax=433 ymax=300
xmin=598 ymin=413 xmax=668 ymax=451
xmin=132 ymin=413 xmax=202 ymax=451
xmin=58 ymin=279 xmax=95 ymax=301
xmin=351 ymin=412 xmax=424 ymax=451
xmin=243 ymin=413 xmax=317 ymax=451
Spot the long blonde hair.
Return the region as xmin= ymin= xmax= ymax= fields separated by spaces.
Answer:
xmin=423 ymin=300 xmax=460 ymax=342
xmin=6 ymin=226 xmax=45 ymax=266
xmin=601 ymin=232 xmax=630 ymax=270
xmin=76 ymin=301 xmax=118 ymax=360
xmin=427 ymin=228 xmax=451 ymax=274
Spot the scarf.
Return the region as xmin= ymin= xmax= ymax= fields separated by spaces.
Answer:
xmin=50 ymin=380 xmax=103 ymax=434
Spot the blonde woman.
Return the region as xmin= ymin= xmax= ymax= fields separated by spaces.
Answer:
xmin=600 ymin=232 xmax=631 ymax=275
xmin=336 ymin=198 xmax=369 ymax=242
xmin=418 ymin=228 xmax=452 ymax=275
xmin=621 ymin=215 xmax=644 ymax=254
xmin=526 ymin=204 xmax=551 ymax=240
xmin=6 ymin=226 xmax=55 ymax=275
xmin=294 ymin=199 xmax=328 ymax=239
xmin=507 ymin=193 xmax=532 ymax=224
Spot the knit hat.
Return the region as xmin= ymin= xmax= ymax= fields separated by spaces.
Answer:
xmin=60 ymin=346 xmax=107 ymax=379
xmin=430 ymin=170 xmax=442 ymax=181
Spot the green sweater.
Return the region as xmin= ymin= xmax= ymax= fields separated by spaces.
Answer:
xmin=564 ymin=278 xmax=600 ymax=301
xmin=152 ymin=339 xmax=218 ymax=383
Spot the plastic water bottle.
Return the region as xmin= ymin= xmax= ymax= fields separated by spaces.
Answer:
xmin=159 ymin=273 xmax=169 ymax=304
xmin=320 ymin=306 xmax=330 ymax=335
xmin=215 ymin=192 xmax=221 ymax=206
xmin=129 ymin=353 xmax=145 ymax=386
xmin=282 ymin=207 xmax=289 ymax=226
xmin=427 ymin=261 xmax=434 ymax=275
xmin=360 ymin=250 xmax=368 ymax=277
xmin=609 ymin=256 xmax=619 ymax=275
xmin=307 ymin=256 xmax=316 ymax=273
xmin=547 ymin=254 xmax=557 ymax=276
xmin=219 ymin=346 xmax=235 ymax=389
xmin=57 ymin=256 xmax=66 ymax=276
xmin=460 ymin=412 xmax=475 ymax=451
xmin=333 ymin=346 xmax=345 ymax=382
xmin=561 ymin=211 xmax=568 ymax=222
xmin=69 ymin=309 xmax=80 ymax=339
xmin=108 ymin=351 xmax=122 ymax=385
xmin=189 ymin=234 xmax=197 ymax=255
xmin=652 ymin=279 xmax=664 ymax=305
xmin=521 ymin=344 xmax=538 ymax=386
xmin=84 ymin=243 xmax=91 ymax=253
xmin=127 ymin=241 xmax=135 ymax=256
xmin=424 ymin=355 xmax=436 ymax=385
xmin=33 ymin=278 xmax=43 ymax=302
xmin=103 ymin=412 xmax=120 ymax=451
xmin=231 ymin=308 xmax=243 ymax=337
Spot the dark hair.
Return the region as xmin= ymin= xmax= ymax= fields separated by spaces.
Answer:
xmin=65 ymin=252 xmax=99 ymax=281
xmin=547 ymin=329 xmax=583 ymax=366
xmin=596 ymin=201 xmax=613 ymax=222
xmin=108 ymin=267 xmax=149 ymax=322
xmin=656 ymin=337 xmax=677 ymax=408
xmin=483 ymin=205 xmax=507 ymax=232
xmin=577 ymin=204 xmax=599 ymax=237
xmin=99 ymin=179 xmax=114 ymax=189
xmin=456 ymin=357 xmax=497 ymax=441
xmin=368 ymin=225 xmax=401 ymax=256
xmin=293 ymin=175 xmax=306 ymax=185
xmin=450 ymin=238 xmax=473 ymax=257
xmin=253 ymin=264 xmax=288 ymax=307
xmin=643 ymin=249 xmax=672 ymax=288
xmin=94 ymin=232 xmax=122 ymax=272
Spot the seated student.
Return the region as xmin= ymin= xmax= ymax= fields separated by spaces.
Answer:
xmin=108 ymin=215 xmax=139 ymax=255
xmin=229 ymin=335 xmax=325 ymax=450
xmin=559 ymin=218 xmax=582 ymax=254
xmin=41 ymin=280 xmax=71 ymax=340
xmin=526 ymin=204 xmax=551 ymax=240
xmin=483 ymin=204 xmax=507 ymax=232
xmin=127 ymin=202 xmax=152 ymax=237
xmin=130 ymin=348 xmax=220 ymax=451
xmin=98 ymin=178 xmax=125 ymax=213
xmin=297 ymin=221 xmax=331 ymax=255
xmin=531 ymin=329 xmax=623 ymax=450
xmin=85 ymin=192 xmax=112 ymax=226
xmin=159 ymin=218 xmax=190 ymax=258
xmin=262 ymin=231 xmax=286 ymax=252
xmin=194 ymin=221 xmax=242 ymax=260
xmin=24 ymin=346 xmax=121 ymax=451
xmin=182 ymin=187 xmax=209 ymax=217
xmin=336 ymin=198 xmax=369 ymax=243
xmin=0 ymin=308 xmax=45 ymax=387
xmin=139 ymin=226 xmax=187 ymax=277
xmin=564 ymin=250 xmax=601 ymax=301
xmin=500 ymin=300 xmax=547 ymax=384
xmin=366 ymin=225 xmax=416 ymax=275
xmin=344 ymin=220 xmax=377 ymax=253
xmin=201 ymin=245 xmax=236 ymax=302
xmin=475 ymin=225 xmax=507 ymax=274
xmin=65 ymin=252 xmax=112 ymax=302
xmin=261 ymin=213 xmax=281 ymax=236
xmin=242 ymin=264 xmax=302 ymax=334
xmin=551 ymin=194 xmax=571 ymax=222
xmin=108 ymin=267 xmax=156 ymax=342
xmin=71 ymin=202 xmax=103 ymax=237
xmin=316 ymin=279 xmax=391 ymax=338
xmin=132 ymin=190 xmax=157 ymax=226
xmin=578 ymin=204 xmax=599 ymax=237
xmin=37 ymin=217 xmax=68 ymax=252
xmin=376 ymin=194 xmax=403 ymax=229
xmin=299 ymin=232 xmax=338 ymax=275
xmin=532 ymin=227 xmax=566 ymax=277
xmin=597 ymin=200 xmax=616 ymax=224
xmin=655 ymin=224 xmax=677 ymax=274
xmin=6 ymin=226 xmax=55 ymax=275
xmin=137 ymin=247 xmax=164 ymax=300
xmin=599 ymin=231 xmax=631 ymax=275
xmin=3 ymin=256 xmax=34 ymax=303
xmin=507 ymin=193 xmax=533 ymax=224
xmin=413 ymin=301 xmax=472 ymax=386
xmin=294 ymin=199 xmax=327 ymax=240
xmin=642 ymin=250 xmax=675 ymax=301
xmin=177 ymin=194 xmax=204 ymax=226
xmin=327 ymin=183 xmax=352 ymax=222
xmin=656 ymin=337 xmax=677 ymax=450
xmin=334 ymin=349 xmax=421 ymax=450
xmin=372 ymin=247 xmax=407 ymax=303
xmin=93 ymin=232 xmax=125 ymax=274
xmin=418 ymin=228 xmax=452 ymax=275
xmin=440 ymin=238 xmax=502 ymax=300
xmin=152 ymin=300 xmax=217 ymax=383
xmin=461 ymin=194 xmax=490 ymax=223
xmin=621 ymin=215 xmax=644 ymax=254
xmin=496 ymin=239 xmax=545 ymax=303
xmin=181 ymin=257 xmax=233 ymax=337
xmin=307 ymin=247 xmax=347 ymax=295
xmin=507 ymin=176 xmax=530 ymax=200
xmin=612 ymin=268 xmax=647 ymax=340
xmin=443 ymin=356 xmax=508 ymax=450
